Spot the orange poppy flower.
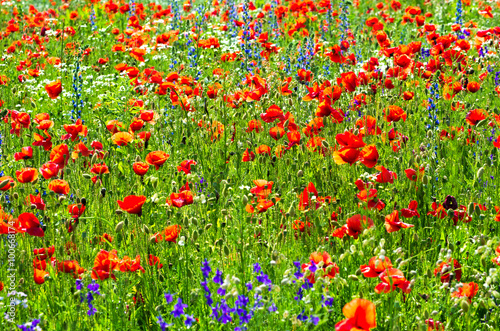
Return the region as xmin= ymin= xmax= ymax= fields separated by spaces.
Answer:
xmin=50 ymin=144 xmax=70 ymax=169
xmin=335 ymin=298 xmax=376 ymax=331
xmin=90 ymin=163 xmax=110 ymax=175
xmin=146 ymin=151 xmax=170 ymax=170
xmin=133 ymin=162 xmax=150 ymax=176
xmin=112 ymin=132 xmax=134 ymax=146
xmin=177 ymin=160 xmax=197 ymax=174
xmin=117 ymin=195 xmax=146 ymax=216
xmin=16 ymin=168 xmax=38 ymax=183
xmin=34 ymin=268 xmax=50 ymax=284
xmin=48 ymin=179 xmax=70 ymax=195
xmin=375 ymin=268 xmax=411 ymax=294
xmin=152 ymin=224 xmax=181 ymax=243
xmin=45 ymin=80 xmax=62 ymax=99
xmin=384 ymin=105 xmax=407 ymax=122
xmin=359 ymin=145 xmax=379 ymax=168
xmin=451 ymin=282 xmax=479 ymax=302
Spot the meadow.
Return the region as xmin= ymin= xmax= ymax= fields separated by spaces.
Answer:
xmin=0 ymin=0 xmax=500 ymax=330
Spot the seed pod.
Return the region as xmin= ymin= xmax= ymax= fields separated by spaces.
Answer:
xmin=115 ymin=221 xmax=124 ymax=233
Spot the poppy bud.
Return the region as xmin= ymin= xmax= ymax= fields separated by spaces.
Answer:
xmin=215 ymin=238 xmax=223 ymax=247
xmin=321 ymin=140 xmax=330 ymax=148
xmin=460 ymin=299 xmax=469 ymax=312
xmin=58 ymin=195 xmax=65 ymax=202
xmin=288 ymin=204 xmax=296 ymax=217
xmin=13 ymin=192 xmax=19 ymax=200
xmin=101 ymin=188 xmax=106 ymax=197
xmin=476 ymin=167 xmax=485 ymax=179
xmin=479 ymin=235 xmax=486 ymax=245
xmin=115 ymin=221 xmax=124 ymax=232
xmin=297 ymin=170 xmax=303 ymax=177
xmin=242 ymin=195 xmax=248 ymax=204
xmin=223 ymin=245 xmax=230 ymax=256
xmin=192 ymin=230 xmax=199 ymax=241
xmin=115 ymin=209 xmax=123 ymax=215
xmin=348 ymin=275 xmax=359 ymax=282
xmin=447 ymin=209 xmax=455 ymax=218
xmin=467 ymin=202 xmax=474 ymax=215
xmin=0 ymin=179 xmax=10 ymax=188
xmin=422 ymin=176 xmax=429 ymax=185
xmin=82 ymin=173 xmax=92 ymax=179
xmin=135 ymin=155 xmax=141 ymax=162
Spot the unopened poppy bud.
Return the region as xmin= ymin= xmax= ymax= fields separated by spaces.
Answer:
xmin=460 ymin=299 xmax=469 ymax=312
xmin=426 ymin=269 xmax=433 ymax=278
xmin=0 ymin=179 xmax=10 ymax=188
xmin=192 ymin=230 xmax=199 ymax=241
xmin=348 ymin=275 xmax=359 ymax=282
xmin=491 ymin=291 xmax=500 ymax=299
xmin=422 ymin=175 xmax=429 ymax=185
xmin=447 ymin=209 xmax=455 ymax=218
xmin=82 ymin=173 xmax=92 ymax=179
xmin=480 ymin=235 xmax=486 ymax=245
xmin=30 ymin=204 xmax=37 ymax=209
xmin=413 ymin=232 xmax=419 ymax=241
xmin=477 ymin=167 xmax=485 ymax=179
xmin=215 ymin=238 xmax=223 ymax=247
xmin=288 ymin=204 xmax=295 ymax=217
xmin=467 ymin=202 xmax=474 ymax=215
xmin=223 ymin=245 xmax=230 ymax=256
xmin=426 ymin=130 xmax=432 ymax=138
xmin=297 ymin=170 xmax=303 ymax=177
xmin=242 ymin=195 xmax=248 ymax=204
xmin=58 ymin=195 xmax=66 ymax=202
xmin=474 ymin=205 xmax=481 ymax=216
xmin=321 ymin=140 xmax=330 ymax=148
xmin=115 ymin=221 xmax=124 ymax=232
xmin=115 ymin=209 xmax=123 ymax=215
xmin=283 ymin=120 xmax=289 ymax=129
xmin=149 ymin=236 xmax=157 ymax=244
xmin=191 ymin=218 xmax=198 ymax=226
xmin=221 ymin=209 xmax=228 ymax=215
xmin=142 ymin=224 xmax=150 ymax=234
xmin=13 ymin=192 xmax=19 ymax=200
xmin=135 ymin=155 xmax=141 ymax=162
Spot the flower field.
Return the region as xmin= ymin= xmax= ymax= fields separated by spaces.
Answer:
xmin=1 ymin=0 xmax=500 ymax=329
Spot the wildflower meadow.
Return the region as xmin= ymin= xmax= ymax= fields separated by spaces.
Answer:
xmin=1 ymin=0 xmax=500 ymax=330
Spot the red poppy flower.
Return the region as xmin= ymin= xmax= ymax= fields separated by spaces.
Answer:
xmin=384 ymin=105 xmax=407 ymax=122
xmin=434 ymin=258 xmax=462 ymax=283
xmin=465 ymin=109 xmax=488 ymax=126
xmin=18 ymin=212 xmax=44 ymax=237
xmin=27 ymin=193 xmax=46 ymax=211
xmin=50 ymin=144 xmax=70 ymax=169
xmin=146 ymin=151 xmax=170 ymax=170
xmin=335 ymin=298 xmax=377 ymax=331
xmin=375 ymin=268 xmax=411 ymax=294
xmin=385 ymin=210 xmax=414 ymax=233
xmin=301 ymin=251 xmax=339 ymax=284
xmin=360 ymin=257 xmax=393 ymax=278
xmin=333 ymin=147 xmax=360 ymax=165
xmin=0 ymin=176 xmax=16 ymax=191
xmin=14 ymin=146 xmax=33 ymax=161
xmin=117 ymin=195 xmax=147 ymax=216
xmin=16 ymin=168 xmax=39 ymax=183
xmin=39 ymin=162 xmax=59 ymax=180
xmin=133 ymin=162 xmax=149 ymax=176
xmin=45 ymin=80 xmax=62 ymax=99
xmin=359 ymin=145 xmax=379 ymax=168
